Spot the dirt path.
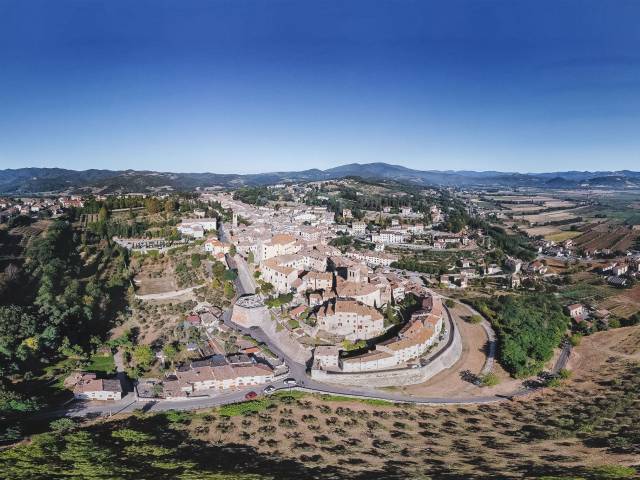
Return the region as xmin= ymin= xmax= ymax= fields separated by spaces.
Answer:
xmin=134 ymin=283 xmax=205 ymax=300
xmin=397 ymin=304 xmax=499 ymax=398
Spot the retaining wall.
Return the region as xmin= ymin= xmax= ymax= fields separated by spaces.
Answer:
xmin=311 ymin=307 xmax=462 ymax=387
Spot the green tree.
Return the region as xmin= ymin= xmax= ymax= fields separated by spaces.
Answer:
xmin=164 ymin=199 xmax=176 ymax=214
xmin=144 ymin=197 xmax=161 ymax=214
xmin=163 ymin=343 xmax=179 ymax=366
xmin=132 ymin=345 xmax=154 ymax=370
xmin=97 ymin=206 xmax=109 ymax=222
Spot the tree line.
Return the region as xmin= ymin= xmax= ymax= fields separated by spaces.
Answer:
xmin=468 ymin=294 xmax=569 ymax=378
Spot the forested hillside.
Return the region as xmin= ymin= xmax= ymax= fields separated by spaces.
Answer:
xmin=0 ymin=218 xmax=131 ymax=442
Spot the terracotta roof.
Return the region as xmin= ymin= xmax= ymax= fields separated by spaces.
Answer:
xmin=336 ymin=281 xmax=379 ymax=298
xmin=318 ymin=299 xmax=383 ymax=321
xmin=268 ymin=234 xmax=297 ymax=245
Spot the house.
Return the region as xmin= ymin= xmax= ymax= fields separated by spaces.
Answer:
xmin=257 ymin=234 xmax=301 ymax=262
xmin=344 ymin=250 xmax=398 ymax=268
xmin=527 ymin=260 xmax=548 ymax=275
xmin=260 ymin=257 xmax=300 ymax=294
xmin=289 ymin=304 xmax=307 ymax=318
xmin=370 ymin=230 xmax=405 ymax=244
xmin=485 ymin=264 xmax=502 ymax=275
xmin=612 ymin=264 xmax=628 ymax=276
xmin=301 ymin=271 xmax=334 ymax=291
xmin=175 ymin=363 xmax=274 ymax=393
xmin=204 ymin=238 xmax=230 ymax=255
xmin=335 ymin=280 xmax=382 ymax=308
xmin=342 ymin=208 xmax=353 ymax=219
xmin=351 ymin=222 xmax=367 ymax=236
xmin=72 ymin=373 xmax=122 ymax=401
xmin=178 ymin=218 xmax=217 ymax=237
xmin=505 ymin=257 xmax=522 ymax=273
xmin=313 ymin=346 xmax=341 ymax=370
xmin=565 ymin=303 xmax=586 ymax=320
xmin=316 ymin=299 xmax=385 ymax=341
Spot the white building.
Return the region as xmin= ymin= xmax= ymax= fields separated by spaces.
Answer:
xmin=313 ymin=346 xmax=341 ymax=370
xmin=261 ymin=257 xmax=300 ymax=294
xmin=72 ymin=374 xmax=122 ymax=401
xmin=257 ymin=234 xmax=301 ymax=262
xmin=371 ymin=230 xmax=405 ymax=244
xmin=204 ymin=238 xmax=231 ymax=255
xmin=336 ymin=280 xmax=382 ymax=308
xmin=176 ymin=364 xmax=274 ymax=393
xmin=344 ymin=250 xmax=398 ymax=268
xmin=178 ymin=218 xmax=217 ymax=238
xmin=351 ymin=222 xmax=367 ymax=236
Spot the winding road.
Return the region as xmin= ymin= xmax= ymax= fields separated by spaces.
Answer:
xmin=47 ymin=223 xmax=571 ymax=419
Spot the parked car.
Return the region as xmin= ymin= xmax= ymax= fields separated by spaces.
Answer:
xmin=263 ymin=385 xmax=276 ymax=394
xmin=244 ymin=391 xmax=257 ymax=400
xmin=283 ymin=378 xmax=297 ymax=386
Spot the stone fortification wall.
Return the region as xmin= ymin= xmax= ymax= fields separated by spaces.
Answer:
xmin=231 ymin=295 xmax=268 ymax=328
xmin=311 ymin=307 xmax=462 ymax=387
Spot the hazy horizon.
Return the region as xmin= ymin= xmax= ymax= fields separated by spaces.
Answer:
xmin=2 ymin=1 xmax=640 ymax=173
xmin=3 ymin=161 xmax=640 ymax=176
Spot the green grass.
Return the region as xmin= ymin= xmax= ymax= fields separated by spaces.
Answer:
xmin=559 ymin=283 xmax=613 ymax=303
xmin=87 ymin=353 xmax=116 ymax=374
xmin=272 ymin=390 xmax=306 ymax=400
xmin=217 ymin=399 xmax=271 ymax=416
xmin=545 ymin=230 xmax=582 ymax=242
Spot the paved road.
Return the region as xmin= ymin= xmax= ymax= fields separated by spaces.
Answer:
xmin=43 ymin=230 xmax=571 ymax=419
xmin=46 ymin=311 xmax=571 ymax=420
xmin=232 ymin=254 xmax=256 ymax=295
xmin=456 ymin=301 xmax=497 ymax=376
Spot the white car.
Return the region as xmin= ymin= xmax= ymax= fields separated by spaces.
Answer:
xmin=283 ymin=378 xmax=297 ymax=386
xmin=263 ymin=385 xmax=276 ymax=394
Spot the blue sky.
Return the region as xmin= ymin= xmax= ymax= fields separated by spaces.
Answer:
xmin=1 ymin=0 xmax=639 ymax=174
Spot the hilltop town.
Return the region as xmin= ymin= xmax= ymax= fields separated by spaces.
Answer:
xmin=2 ymin=176 xmax=640 ymax=479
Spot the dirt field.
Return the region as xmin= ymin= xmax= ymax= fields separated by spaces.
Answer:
xmin=133 ymin=257 xmax=180 ymax=295
xmin=598 ymin=284 xmax=640 ymax=318
xmin=515 ymin=209 xmax=579 ymax=226
xmin=523 ymin=225 xmax=562 ymax=237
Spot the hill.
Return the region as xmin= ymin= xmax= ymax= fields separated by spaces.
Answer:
xmin=2 ymin=163 xmax=640 ymax=194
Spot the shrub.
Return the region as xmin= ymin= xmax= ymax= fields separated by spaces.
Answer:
xmin=569 ymin=333 xmax=582 ymax=347
xmin=467 ymin=315 xmax=483 ymax=324
xmin=558 ymin=368 xmax=572 ymax=380
xmin=479 ymin=372 xmax=500 ymax=387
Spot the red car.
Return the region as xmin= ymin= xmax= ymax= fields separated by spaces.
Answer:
xmin=244 ymin=391 xmax=257 ymax=400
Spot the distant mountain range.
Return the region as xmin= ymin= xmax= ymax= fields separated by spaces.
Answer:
xmin=2 ymin=163 xmax=640 ymax=194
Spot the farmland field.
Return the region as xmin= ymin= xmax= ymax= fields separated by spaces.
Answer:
xmin=513 ymin=209 xmax=579 ymax=225
xmin=573 ymin=223 xmax=640 ymax=252
xmin=544 ymin=230 xmax=583 ymax=242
